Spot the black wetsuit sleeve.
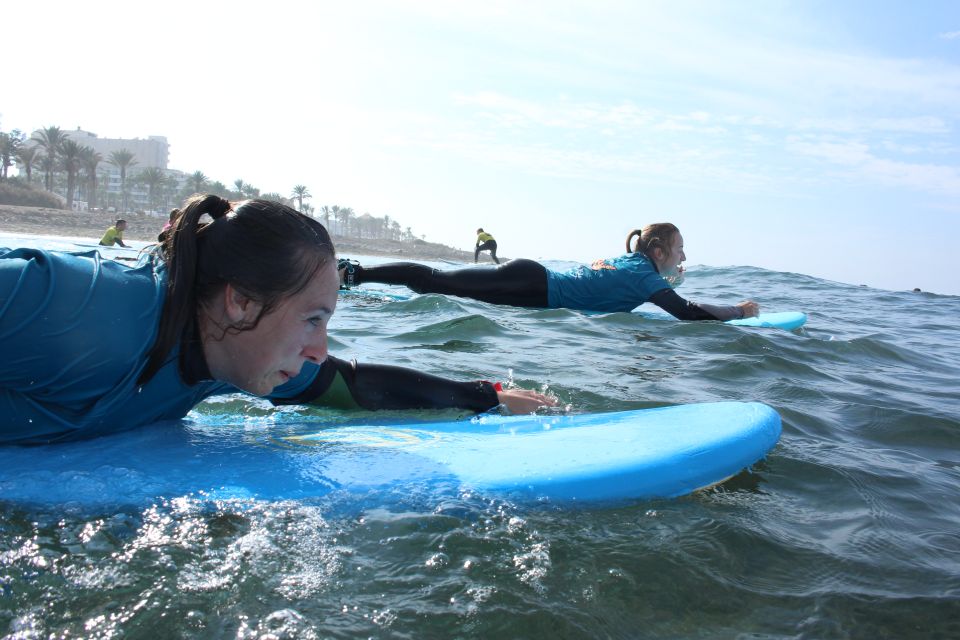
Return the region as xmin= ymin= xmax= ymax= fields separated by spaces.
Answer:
xmin=271 ymin=355 xmax=500 ymax=412
xmin=649 ymin=288 xmax=724 ymax=321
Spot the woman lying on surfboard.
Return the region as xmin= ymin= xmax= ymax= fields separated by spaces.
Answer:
xmin=339 ymin=223 xmax=759 ymax=320
xmin=0 ymin=195 xmax=552 ymax=445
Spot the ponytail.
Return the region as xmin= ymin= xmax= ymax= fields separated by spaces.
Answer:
xmin=625 ymin=223 xmax=679 ymax=260
xmin=139 ymin=195 xmax=232 ymax=384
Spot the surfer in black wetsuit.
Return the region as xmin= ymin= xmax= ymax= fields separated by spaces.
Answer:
xmin=339 ymin=224 xmax=759 ymax=319
xmin=474 ymin=228 xmax=500 ymax=264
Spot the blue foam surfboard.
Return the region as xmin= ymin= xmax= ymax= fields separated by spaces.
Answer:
xmin=639 ymin=310 xmax=807 ymax=330
xmin=0 ymin=402 xmax=780 ymax=507
xmin=725 ymin=311 xmax=806 ymax=330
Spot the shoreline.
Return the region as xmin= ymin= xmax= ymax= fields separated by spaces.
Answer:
xmin=0 ymin=204 xmax=479 ymax=263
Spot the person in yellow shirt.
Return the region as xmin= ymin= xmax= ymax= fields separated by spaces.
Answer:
xmin=99 ymin=219 xmax=129 ymax=247
xmin=474 ymin=228 xmax=499 ymax=264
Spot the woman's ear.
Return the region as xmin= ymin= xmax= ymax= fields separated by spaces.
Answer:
xmin=223 ymin=283 xmax=262 ymax=325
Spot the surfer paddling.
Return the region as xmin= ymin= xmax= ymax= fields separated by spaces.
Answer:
xmin=339 ymin=223 xmax=759 ymax=319
xmin=0 ymin=195 xmax=553 ymax=444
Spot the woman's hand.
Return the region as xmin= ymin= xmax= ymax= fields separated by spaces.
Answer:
xmin=737 ymin=300 xmax=760 ymax=318
xmin=496 ymin=388 xmax=558 ymax=414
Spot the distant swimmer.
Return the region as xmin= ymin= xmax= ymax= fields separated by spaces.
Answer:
xmin=339 ymin=223 xmax=759 ymax=320
xmin=99 ymin=219 xmax=129 ymax=247
xmin=158 ymin=208 xmax=180 ymax=242
xmin=475 ymin=228 xmax=500 ymax=264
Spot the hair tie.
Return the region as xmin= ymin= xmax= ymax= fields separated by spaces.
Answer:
xmin=207 ymin=196 xmax=232 ymax=220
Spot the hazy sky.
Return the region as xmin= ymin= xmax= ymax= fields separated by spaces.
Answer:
xmin=4 ymin=0 xmax=959 ymax=294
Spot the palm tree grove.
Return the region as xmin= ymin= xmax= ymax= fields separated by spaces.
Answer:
xmin=0 ymin=122 xmax=431 ymax=247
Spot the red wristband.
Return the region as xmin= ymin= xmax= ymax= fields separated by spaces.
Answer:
xmin=482 ymin=380 xmax=504 ymax=392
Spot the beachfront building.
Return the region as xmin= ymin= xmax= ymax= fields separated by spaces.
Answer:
xmin=63 ymin=128 xmax=170 ymax=170
xmin=25 ymin=128 xmax=189 ymax=214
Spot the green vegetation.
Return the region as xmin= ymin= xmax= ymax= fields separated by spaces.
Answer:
xmin=0 ymin=178 xmax=64 ymax=208
xmin=0 ymin=122 xmax=428 ymax=244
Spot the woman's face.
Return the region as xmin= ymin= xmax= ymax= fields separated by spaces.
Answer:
xmin=655 ymin=232 xmax=686 ymax=275
xmin=210 ymin=262 xmax=340 ymax=396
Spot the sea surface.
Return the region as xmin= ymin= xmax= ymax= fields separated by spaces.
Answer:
xmin=1 ymin=233 xmax=959 ymax=639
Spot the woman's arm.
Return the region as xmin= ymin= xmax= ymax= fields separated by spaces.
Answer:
xmin=649 ymin=288 xmax=759 ymax=321
xmin=272 ymin=355 xmax=555 ymax=413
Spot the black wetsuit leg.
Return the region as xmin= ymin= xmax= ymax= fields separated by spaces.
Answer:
xmin=474 ymin=240 xmax=499 ymax=264
xmin=488 ymin=241 xmax=500 ymax=264
xmin=355 ymin=259 xmax=549 ymax=307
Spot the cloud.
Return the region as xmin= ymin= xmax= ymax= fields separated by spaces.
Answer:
xmin=387 ymin=89 xmax=960 ymax=198
xmin=788 ymin=138 xmax=960 ymax=196
xmin=939 ymin=30 xmax=960 ymax=40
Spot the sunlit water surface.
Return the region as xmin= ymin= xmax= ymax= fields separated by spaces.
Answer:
xmin=1 ymin=234 xmax=959 ymax=638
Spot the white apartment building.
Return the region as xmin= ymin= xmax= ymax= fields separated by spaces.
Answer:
xmin=27 ymin=128 xmax=186 ymax=213
xmin=61 ymin=128 xmax=170 ymax=169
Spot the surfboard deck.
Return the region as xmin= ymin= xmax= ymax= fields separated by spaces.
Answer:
xmin=725 ymin=311 xmax=806 ymax=330
xmin=0 ymin=402 xmax=780 ymax=507
xmin=638 ymin=310 xmax=807 ymax=330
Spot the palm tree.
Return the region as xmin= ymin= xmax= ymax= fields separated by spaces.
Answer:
xmin=38 ymin=154 xmax=57 ymax=194
xmin=15 ymin=146 xmax=39 ymax=183
xmin=233 ymin=179 xmax=246 ymax=198
xmin=291 ymin=185 xmax=311 ymax=212
xmin=80 ymin=147 xmax=103 ymax=208
xmin=32 ymin=126 xmax=67 ymax=191
xmin=338 ymin=207 xmax=355 ymax=237
xmin=59 ymin=139 xmax=86 ymax=210
xmin=209 ymin=181 xmax=229 ymax=198
xmin=330 ymin=205 xmax=341 ymax=234
xmin=189 ymin=170 xmax=208 ymax=194
xmin=0 ymin=131 xmax=22 ymax=180
xmin=320 ymin=205 xmax=331 ymax=229
xmin=162 ymin=174 xmax=179 ymax=210
xmin=108 ymin=149 xmax=137 ymax=213
xmin=136 ymin=167 xmax=167 ymax=211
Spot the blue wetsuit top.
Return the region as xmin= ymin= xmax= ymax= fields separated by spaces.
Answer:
xmin=0 ymin=248 xmax=498 ymax=444
xmin=545 ymin=252 xmax=671 ymax=313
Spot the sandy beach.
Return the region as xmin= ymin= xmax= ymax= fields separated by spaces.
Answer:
xmin=0 ymin=204 xmax=477 ymax=262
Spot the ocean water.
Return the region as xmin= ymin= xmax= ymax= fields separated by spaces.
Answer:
xmin=1 ymin=234 xmax=959 ymax=639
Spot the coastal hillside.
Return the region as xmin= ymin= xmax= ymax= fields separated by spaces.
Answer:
xmin=0 ymin=204 xmax=478 ymax=262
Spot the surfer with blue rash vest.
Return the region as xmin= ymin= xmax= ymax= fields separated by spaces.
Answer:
xmin=0 ymin=194 xmax=553 ymax=445
xmin=339 ymin=223 xmax=759 ymax=319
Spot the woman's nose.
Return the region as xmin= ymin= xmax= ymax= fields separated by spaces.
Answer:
xmin=302 ymin=331 xmax=329 ymax=363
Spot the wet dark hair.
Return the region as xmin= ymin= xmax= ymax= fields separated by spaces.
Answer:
xmin=626 ymin=223 xmax=680 ymax=260
xmin=138 ymin=194 xmax=335 ymax=385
